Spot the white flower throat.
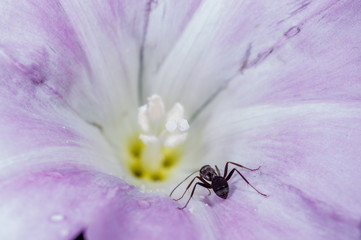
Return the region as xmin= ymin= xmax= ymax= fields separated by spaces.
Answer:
xmin=126 ymin=95 xmax=189 ymax=182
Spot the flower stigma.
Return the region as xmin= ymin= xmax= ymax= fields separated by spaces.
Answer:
xmin=125 ymin=95 xmax=189 ymax=184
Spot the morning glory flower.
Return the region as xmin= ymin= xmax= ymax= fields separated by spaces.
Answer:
xmin=1 ymin=0 xmax=361 ymax=239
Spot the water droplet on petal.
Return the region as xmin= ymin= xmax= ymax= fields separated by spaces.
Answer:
xmin=50 ymin=214 xmax=64 ymax=222
xmin=137 ymin=199 xmax=151 ymax=209
xmin=60 ymin=229 xmax=69 ymax=237
xmin=188 ymin=207 xmax=195 ymax=214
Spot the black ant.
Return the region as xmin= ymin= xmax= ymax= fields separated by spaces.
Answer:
xmin=170 ymin=161 xmax=267 ymax=209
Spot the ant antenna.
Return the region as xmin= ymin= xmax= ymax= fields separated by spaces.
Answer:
xmin=169 ymin=170 xmax=199 ymax=197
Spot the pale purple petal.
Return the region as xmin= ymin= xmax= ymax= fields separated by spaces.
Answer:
xmin=141 ymin=0 xmax=341 ymax=114
xmin=0 ymin=0 xmax=153 ymax=175
xmin=0 ymin=168 xmax=201 ymax=240
xmin=0 ymin=0 xmax=149 ymax=133
xmin=0 ymin=35 xmax=120 ymax=176
xmin=58 ymin=0 xmax=149 ymax=124
xmin=201 ymin=103 xmax=361 ymax=239
xmin=193 ymin=1 xmax=361 ymax=239
xmin=225 ymin=0 xmax=361 ymax=107
xmin=0 ymin=51 xmax=120 ymax=177
xmin=86 ymin=192 xmax=199 ymax=240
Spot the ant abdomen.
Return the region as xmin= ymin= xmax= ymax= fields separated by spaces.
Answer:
xmin=212 ymin=176 xmax=229 ymax=199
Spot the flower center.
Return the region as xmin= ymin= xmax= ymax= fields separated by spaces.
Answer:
xmin=125 ymin=95 xmax=189 ymax=183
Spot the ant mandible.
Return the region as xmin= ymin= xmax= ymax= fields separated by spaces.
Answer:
xmin=170 ymin=161 xmax=267 ymax=209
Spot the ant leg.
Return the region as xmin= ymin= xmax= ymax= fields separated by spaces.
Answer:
xmin=223 ymin=161 xmax=261 ymax=178
xmin=215 ymin=165 xmax=221 ymax=176
xmin=179 ymin=182 xmax=211 ymax=210
xmin=173 ymin=176 xmax=208 ymax=201
xmin=226 ymin=168 xmax=267 ymax=197
xmin=170 ymin=170 xmax=199 ymax=197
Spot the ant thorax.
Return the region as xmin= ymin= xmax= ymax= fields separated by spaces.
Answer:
xmin=200 ymin=165 xmax=217 ymax=181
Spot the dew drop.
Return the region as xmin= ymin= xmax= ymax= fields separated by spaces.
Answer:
xmin=137 ymin=199 xmax=151 ymax=209
xmin=60 ymin=229 xmax=70 ymax=237
xmin=188 ymin=207 xmax=195 ymax=214
xmin=50 ymin=214 xmax=64 ymax=222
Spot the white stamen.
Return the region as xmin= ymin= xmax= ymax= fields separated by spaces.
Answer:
xmin=138 ymin=95 xmax=190 ymax=149
xmin=147 ymin=95 xmax=165 ymax=121
xmin=178 ymin=119 xmax=189 ymax=132
xmin=139 ymin=134 xmax=159 ymax=145
xmin=138 ymin=105 xmax=150 ymax=132
xmin=164 ymin=133 xmax=188 ymax=147
xmin=165 ymin=120 xmax=177 ymax=133
xmin=167 ymin=103 xmax=184 ymax=121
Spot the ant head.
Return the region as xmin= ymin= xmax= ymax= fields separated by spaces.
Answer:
xmin=200 ymin=165 xmax=217 ymax=181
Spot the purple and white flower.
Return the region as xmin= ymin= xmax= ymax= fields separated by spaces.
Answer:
xmin=0 ymin=0 xmax=361 ymax=239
